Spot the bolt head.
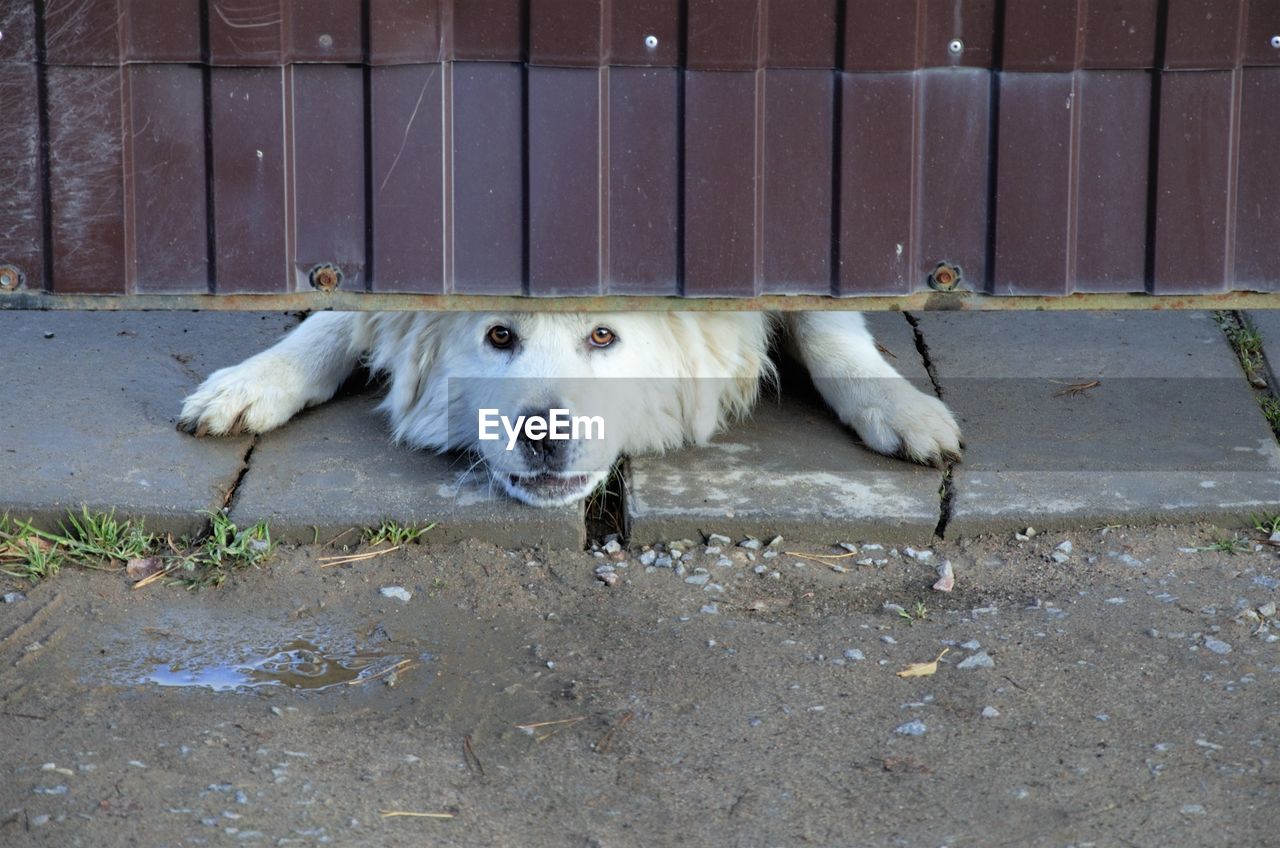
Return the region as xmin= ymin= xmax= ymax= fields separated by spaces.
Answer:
xmin=318 ymin=33 xmax=333 ymax=49
xmin=644 ymin=34 xmax=659 ymax=49
xmin=948 ymin=38 xmax=964 ymax=55
xmin=1271 ymin=34 xmax=1280 ymax=49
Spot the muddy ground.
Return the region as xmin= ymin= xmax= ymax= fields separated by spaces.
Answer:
xmin=2 ymin=524 xmax=1278 ymax=847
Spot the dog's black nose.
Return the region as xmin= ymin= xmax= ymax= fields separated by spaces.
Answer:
xmin=516 ymin=407 xmax=568 ymax=470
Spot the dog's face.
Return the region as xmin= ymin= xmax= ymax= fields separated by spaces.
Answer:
xmin=377 ymin=312 xmax=770 ymax=506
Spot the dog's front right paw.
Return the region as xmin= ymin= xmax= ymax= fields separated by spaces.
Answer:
xmin=178 ymin=355 xmax=306 ymax=436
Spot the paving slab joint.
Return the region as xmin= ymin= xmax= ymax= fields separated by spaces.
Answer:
xmin=903 ymin=312 xmax=957 ymax=538
xmin=1218 ymin=310 xmax=1280 ymax=442
xmin=217 ymin=435 xmax=259 ymax=521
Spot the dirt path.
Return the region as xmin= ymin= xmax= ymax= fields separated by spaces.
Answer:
xmin=2 ymin=526 xmax=1277 ymax=847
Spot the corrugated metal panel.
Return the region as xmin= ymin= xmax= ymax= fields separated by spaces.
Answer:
xmin=2 ymin=0 xmax=1280 ymax=305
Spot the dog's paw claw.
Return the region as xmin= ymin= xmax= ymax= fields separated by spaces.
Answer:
xmin=179 ymin=356 xmax=303 ymax=437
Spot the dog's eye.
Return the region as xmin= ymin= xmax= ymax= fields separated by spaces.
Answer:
xmin=487 ymin=325 xmax=515 ymax=349
xmin=589 ymin=326 xmax=616 ymax=348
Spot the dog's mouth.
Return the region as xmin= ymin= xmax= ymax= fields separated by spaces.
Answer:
xmin=502 ymin=471 xmax=600 ymax=506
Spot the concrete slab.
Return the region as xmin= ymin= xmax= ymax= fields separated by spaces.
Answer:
xmin=0 ymin=312 xmax=298 ymax=535
xmin=914 ymin=311 xmax=1280 ymax=536
xmin=626 ymin=314 xmax=945 ymax=545
xmin=229 ymin=391 xmax=586 ymax=549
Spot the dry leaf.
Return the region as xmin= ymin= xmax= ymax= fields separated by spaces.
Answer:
xmin=896 ymin=648 xmax=949 ymax=678
xmin=126 ymin=556 xmax=165 ymax=581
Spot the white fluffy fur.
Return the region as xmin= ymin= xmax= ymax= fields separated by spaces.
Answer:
xmin=179 ymin=311 xmax=961 ymax=506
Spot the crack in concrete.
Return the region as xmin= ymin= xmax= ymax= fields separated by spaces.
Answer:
xmin=902 ymin=312 xmax=957 ymax=540
xmin=222 ymin=435 xmax=259 ymax=512
xmin=1217 ymin=310 xmax=1280 ymax=443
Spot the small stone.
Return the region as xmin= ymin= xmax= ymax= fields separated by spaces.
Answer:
xmin=1014 ymin=533 xmax=1029 ymax=542
xmin=749 ymin=717 xmax=763 ymax=727
xmin=831 ymin=564 xmax=847 ymax=573
xmin=1204 ymin=637 xmax=1232 ymax=655
xmin=880 ymin=635 xmax=898 ymax=645
xmin=1104 ymin=597 xmax=1127 ymax=605
xmin=34 ymin=785 xmax=68 ymax=795
xmin=603 ymin=539 xmax=622 ymax=554
xmin=838 ymin=542 xmax=858 ymax=553
xmin=704 ymin=583 xmax=725 ymax=593
xmin=379 ymin=586 xmax=411 ymax=602
xmin=960 ymin=639 xmax=981 ymax=650
xmin=235 ymin=790 xmax=249 ymax=805
xmin=598 ymin=571 xmax=619 ymax=587
xmin=957 ymin=651 xmax=995 ymax=669
xmin=856 ymin=558 xmax=875 ymax=566
xmin=639 ymin=550 xmax=657 ymax=566
xmin=1025 ymin=527 xmax=1037 ymax=537
xmin=762 ymin=549 xmax=777 ymax=559
xmin=594 ymin=564 xmax=615 ymax=574
xmin=654 ymin=555 xmax=673 ymax=568
xmin=981 ymin=706 xmax=1000 ymax=719
xmin=708 ymin=533 xmax=732 ymax=546
xmin=700 ymin=603 xmax=719 ymax=615
xmin=684 ymin=573 xmax=710 ymax=586
xmin=1259 ymin=601 xmax=1276 ymax=618
xmin=862 ymin=543 xmax=884 ymax=551
xmin=932 ymin=560 xmax=955 ymax=592
xmin=882 ymin=602 xmax=906 ymax=616
xmin=705 ymin=546 xmax=722 ymax=555
xmin=1118 ymin=554 xmax=1144 ymax=568
xmin=739 ymin=538 xmax=762 ymax=550
xmin=1056 ymin=540 xmax=1073 ymax=555
xmin=716 ymin=556 xmax=733 ymax=568
xmin=1180 ymin=804 xmax=1206 ymax=816
xmin=904 ymin=547 xmax=933 ymax=562
xmin=2 ymin=592 xmax=25 ymax=604
xmin=766 ymin=535 xmax=783 ymax=547
xmin=753 ymin=564 xmax=767 ymax=575
xmin=768 ymin=571 xmax=781 ymax=580
xmin=843 ymin=649 xmax=865 ymax=661
xmin=31 ymin=815 xmax=50 ymax=827
xmin=1051 ymin=551 xmax=1070 ymax=564
xmin=894 ymin=720 xmax=927 ymax=736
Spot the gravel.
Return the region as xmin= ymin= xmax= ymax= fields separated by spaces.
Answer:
xmin=981 ymin=706 xmax=1001 ymax=719
xmin=1203 ymin=637 xmax=1233 ymax=655
xmin=843 ymin=649 xmax=865 ymax=661
xmin=2 ymin=592 xmax=25 ymax=603
xmin=684 ymin=573 xmax=710 ymax=586
xmin=379 ymin=586 xmax=411 ymax=602
xmin=738 ymin=538 xmax=762 ymax=550
xmin=957 ymin=651 xmax=995 ymax=670
xmin=700 ymin=604 xmax=719 ymax=615
xmin=894 ymin=720 xmax=927 ymax=736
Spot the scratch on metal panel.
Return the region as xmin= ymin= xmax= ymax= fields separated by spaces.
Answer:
xmin=379 ymin=65 xmax=438 ymax=194
xmin=48 ymin=70 xmax=122 ymax=261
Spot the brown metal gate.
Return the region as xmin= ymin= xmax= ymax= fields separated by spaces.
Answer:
xmin=1 ymin=0 xmax=1278 ymax=309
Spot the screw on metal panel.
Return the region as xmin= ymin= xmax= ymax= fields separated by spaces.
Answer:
xmin=0 ymin=264 xmax=24 ymax=291
xmin=948 ymin=38 xmax=964 ymax=55
xmin=308 ymin=264 xmax=343 ymax=292
xmin=1271 ymin=35 xmax=1280 ymax=49
xmin=644 ymin=34 xmax=659 ymax=49
xmin=318 ymin=33 xmax=333 ymax=49
xmin=927 ymin=262 xmax=962 ymax=292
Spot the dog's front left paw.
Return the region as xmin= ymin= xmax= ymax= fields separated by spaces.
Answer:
xmin=849 ymin=383 xmax=963 ymax=467
xmin=178 ymin=355 xmax=308 ymax=436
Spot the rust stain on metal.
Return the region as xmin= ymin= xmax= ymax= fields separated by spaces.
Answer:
xmin=927 ymin=262 xmax=962 ymax=292
xmin=0 ymin=265 xmax=23 ymax=290
xmin=308 ymin=263 xmax=343 ymax=292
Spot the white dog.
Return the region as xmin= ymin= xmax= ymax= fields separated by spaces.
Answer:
xmin=179 ymin=312 xmax=961 ymax=506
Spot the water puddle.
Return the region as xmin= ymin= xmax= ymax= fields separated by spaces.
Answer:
xmin=88 ymin=609 xmax=427 ymax=694
xmin=142 ymin=637 xmax=415 ymax=692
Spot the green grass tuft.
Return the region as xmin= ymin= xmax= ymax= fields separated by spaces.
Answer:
xmin=363 ymin=520 xmax=436 ymax=547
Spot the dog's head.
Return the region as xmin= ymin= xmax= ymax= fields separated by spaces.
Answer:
xmin=371 ymin=312 xmax=771 ymax=506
